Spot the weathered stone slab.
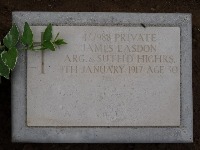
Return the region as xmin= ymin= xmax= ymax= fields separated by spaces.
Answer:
xmin=27 ymin=26 xmax=180 ymax=127
xmin=12 ymin=12 xmax=192 ymax=143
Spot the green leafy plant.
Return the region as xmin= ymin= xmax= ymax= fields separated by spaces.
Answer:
xmin=0 ymin=22 xmax=67 ymax=80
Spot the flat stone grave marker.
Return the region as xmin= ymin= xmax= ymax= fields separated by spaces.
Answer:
xmin=12 ymin=12 xmax=192 ymax=143
xmin=27 ymin=26 xmax=180 ymax=127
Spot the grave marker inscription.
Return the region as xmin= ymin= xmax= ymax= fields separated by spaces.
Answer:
xmin=27 ymin=26 xmax=180 ymax=126
xmin=12 ymin=12 xmax=192 ymax=143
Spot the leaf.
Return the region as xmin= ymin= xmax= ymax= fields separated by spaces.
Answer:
xmin=3 ymin=34 xmax=13 ymax=49
xmin=0 ymin=56 xmax=10 ymax=79
xmin=54 ymin=39 xmax=67 ymax=45
xmin=3 ymin=24 xmax=19 ymax=49
xmin=1 ymin=47 xmax=18 ymax=70
xmin=42 ymin=41 xmax=55 ymax=51
xmin=43 ymin=24 xmax=52 ymax=42
xmin=10 ymin=24 xmax=19 ymax=46
xmin=21 ymin=22 xmax=33 ymax=48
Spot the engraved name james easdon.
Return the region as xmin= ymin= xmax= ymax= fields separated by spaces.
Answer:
xmin=27 ymin=26 xmax=180 ymax=126
xmin=62 ymin=31 xmax=178 ymax=75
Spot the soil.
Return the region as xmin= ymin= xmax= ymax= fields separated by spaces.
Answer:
xmin=0 ymin=0 xmax=200 ymax=149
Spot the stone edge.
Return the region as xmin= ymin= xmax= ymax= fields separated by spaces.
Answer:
xmin=11 ymin=12 xmax=193 ymax=143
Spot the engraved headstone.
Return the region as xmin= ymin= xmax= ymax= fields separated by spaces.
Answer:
xmin=12 ymin=12 xmax=192 ymax=143
xmin=27 ymin=26 xmax=180 ymax=127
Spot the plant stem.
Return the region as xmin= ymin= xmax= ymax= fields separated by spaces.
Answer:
xmin=33 ymin=43 xmax=42 ymax=47
xmin=32 ymin=48 xmax=43 ymax=51
xmin=0 ymin=45 xmax=5 ymax=52
xmin=54 ymin=32 xmax=59 ymax=42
